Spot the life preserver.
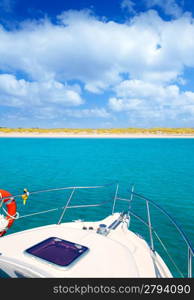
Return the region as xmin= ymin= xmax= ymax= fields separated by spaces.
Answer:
xmin=0 ymin=189 xmax=17 ymax=237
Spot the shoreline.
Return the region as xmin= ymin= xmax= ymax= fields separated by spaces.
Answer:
xmin=0 ymin=133 xmax=194 ymax=138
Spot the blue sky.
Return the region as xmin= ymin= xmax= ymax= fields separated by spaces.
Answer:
xmin=1 ymin=0 xmax=194 ymax=128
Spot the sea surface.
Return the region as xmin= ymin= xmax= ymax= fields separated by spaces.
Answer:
xmin=0 ymin=137 xmax=194 ymax=277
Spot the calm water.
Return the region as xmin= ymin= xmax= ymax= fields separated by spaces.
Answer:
xmin=0 ymin=137 xmax=194 ymax=277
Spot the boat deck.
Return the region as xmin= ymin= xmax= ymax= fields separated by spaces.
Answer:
xmin=0 ymin=213 xmax=172 ymax=278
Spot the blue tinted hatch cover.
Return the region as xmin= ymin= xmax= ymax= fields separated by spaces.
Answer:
xmin=25 ymin=237 xmax=89 ymax=267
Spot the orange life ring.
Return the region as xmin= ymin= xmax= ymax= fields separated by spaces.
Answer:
xmin=0 ymin=189 xmax=17 ymax=237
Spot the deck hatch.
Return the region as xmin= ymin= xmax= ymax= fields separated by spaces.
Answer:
xmin=25 ymin=237 xmax=89 ymax=267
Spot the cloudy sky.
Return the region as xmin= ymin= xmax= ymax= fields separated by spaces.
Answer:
xmin=1 ymin=0 xmax=194 ymax=128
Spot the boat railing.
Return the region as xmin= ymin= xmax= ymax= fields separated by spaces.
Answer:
xmin=126 ymin=209 xmax=186 ymax=277
xmin=0 ymin=183 xmax=116 ymax=225
xmin=133 ymin=190 xmax=194 ymax=278
xmin=0 ymin=182 xmax=193 ymax=277
xmin=112 ymin=184 xmax=194 ymax=278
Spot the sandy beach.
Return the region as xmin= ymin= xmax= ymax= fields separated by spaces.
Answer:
xmin=0 ymin=132 xmax=194 ymax=138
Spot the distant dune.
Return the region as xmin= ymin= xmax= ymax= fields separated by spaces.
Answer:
xmin=0 ymin=127 xmax=194 ymax=138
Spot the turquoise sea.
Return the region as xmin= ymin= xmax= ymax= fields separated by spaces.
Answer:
xmin=0 ymin=137 xmax=194 ymax=277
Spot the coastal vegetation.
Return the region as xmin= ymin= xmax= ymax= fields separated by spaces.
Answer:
xmin=0 ymin=127 xmax=194 ymax=135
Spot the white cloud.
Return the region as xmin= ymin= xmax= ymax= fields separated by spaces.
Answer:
xmin=5 ymin=106 xmax=111 ymax=122
xmin=63 ymin=108 xmax=111 ymax=118
xmin=108 ymin=79 xmax=194 ymax=121
xmin=0 ymin=73 xmax=111 ymax=121
xmin=33 ymin=107 xmax=61 ymax=120
xmin=114 ymin=79 xmax=180 ymax=99
xmin=1 ymin=8 xmax=194 ymax=125
xmin=0 ymin=9 xmax=194 ymax=94
xmin=121 ymin=0 xmax=136 ymax=14
xmin=0 ymin=74 xmax=84 ymax=107
xmin=145 ymin=0 xmax=183 ymax=18
xmin=109 ymin=97 xmax=142 ymax=112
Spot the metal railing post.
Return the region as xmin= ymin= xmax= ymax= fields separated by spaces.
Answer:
xmin=188 ymin=247 xmax=192 ymax=278
xmin=129 ymin=184 xmax=135 ymax=209
xmin=132 ymin=191 xmax=194 ymax=257
xmin=146 ymin=200 xmax=154 ymax=251
xmin=57 ymin=188 xmax=75 ymax=225
xmin=112 ymin=184 xmax=119 ymax=214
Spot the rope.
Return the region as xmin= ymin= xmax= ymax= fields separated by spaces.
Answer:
xmin=2 ymin=207 xmax=20 ymax=220
xmin=0 ymin=193 xmax=4 ymax=209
